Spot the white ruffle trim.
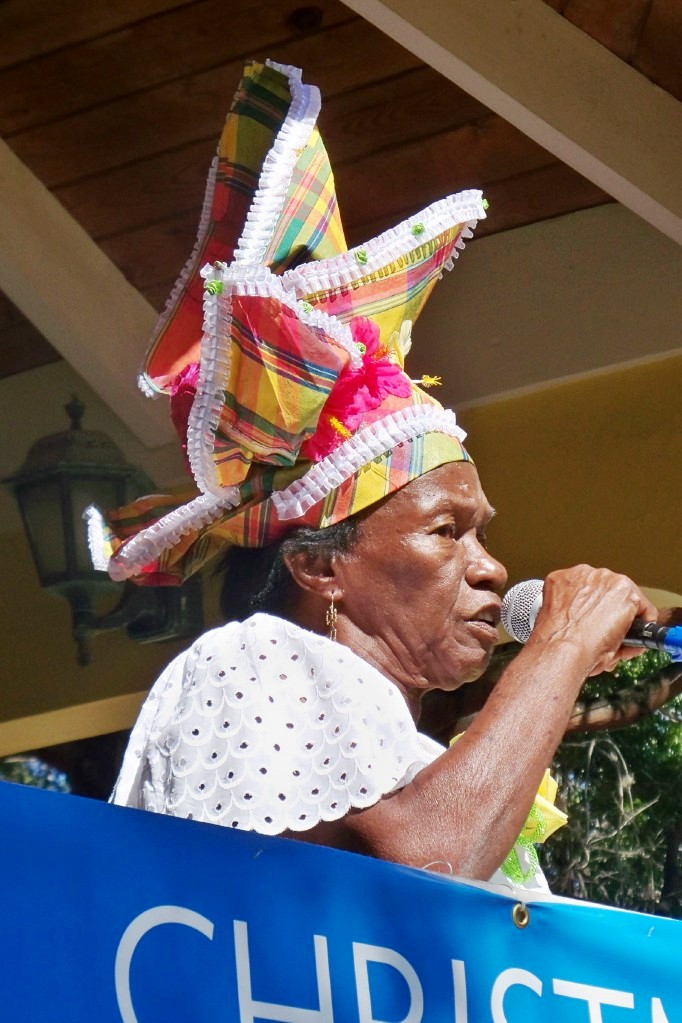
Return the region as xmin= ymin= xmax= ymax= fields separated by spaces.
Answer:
xmin=103 ymin=404 xmax=463 ymax=580
xmin=185 ymin=267 xmax=235 ymax=498
xmin=107 ymin=489 xmax=240 ymax=582
xmin=111 ymin=614 xmax=441 ymax=834
xmin=187 ymin=261 xmax=360 ymax=497
xmin=185 ymin=60 xmax=355 ymax=497
xmin=84 ymin=505 xmax=110 ymax=572
xmin=136 ymin=60 xmax=319 ymax=397
xmin=137 ymin=154 xmax=220 ymax=397
xmin=232 ymin=61 xmax=320 ymax=267
xmin=271 ymin=405 xmax=467 ymax=520
xmin=282 ymin=191 xmax=485 ymax=297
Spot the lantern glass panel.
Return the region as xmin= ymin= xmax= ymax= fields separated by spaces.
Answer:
xmin=17 ymin=479 xmax=67 ymax=583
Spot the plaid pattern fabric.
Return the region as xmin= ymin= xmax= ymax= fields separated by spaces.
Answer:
xmin=303 ymin=227 xmax=465 ymax=348
xmin=106 ymin=430 xmax=469 ymax=585
xmin=142 ymin=63 xmax=292 ymax=393
xmin=99 ymin=61 xmax=484 ymax=586
xmin=212 ymin=294 xmax=350 ymax=485
xmin=193 ymin=225 xmax=470 ymax=494
xmin=266 ymin=127 xmax=347 ymax=272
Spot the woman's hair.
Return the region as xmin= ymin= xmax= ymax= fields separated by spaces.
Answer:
xmin=217 ymin=517 xmax=360 ymax=623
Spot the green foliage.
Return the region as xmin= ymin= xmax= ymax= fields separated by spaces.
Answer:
xmin=0 ymin=756 xmax=70 ymax=793
xmin=540 ymin=654 xmax=682 ymax=916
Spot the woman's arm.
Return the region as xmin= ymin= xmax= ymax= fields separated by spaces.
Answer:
xmin=290 ymin=566 xmax=658 ymax=880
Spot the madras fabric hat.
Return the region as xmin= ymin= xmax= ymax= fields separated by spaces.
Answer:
xmin=89 ymin=60 xmax=486 ymax=586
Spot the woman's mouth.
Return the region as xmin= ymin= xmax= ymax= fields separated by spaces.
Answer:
xmin=465 ymin=605 xmax=501 ymax=643
xmin=466 ymin=618 xmax=499 ymax=642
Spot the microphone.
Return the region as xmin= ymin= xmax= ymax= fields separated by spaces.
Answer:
xmin=501 ymin=579 xmax=682 ymax=661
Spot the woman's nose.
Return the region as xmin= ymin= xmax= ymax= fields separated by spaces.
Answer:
xmin=467 ymin=538 xmax=508 ymax=592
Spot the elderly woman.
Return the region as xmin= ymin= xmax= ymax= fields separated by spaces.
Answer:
xmin=102 ymin=61 xmax=655 ymax=891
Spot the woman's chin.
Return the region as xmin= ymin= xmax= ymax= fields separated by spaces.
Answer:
xmin=459 ymin=643 xmax=497 ymax=685
xmin=428 ymin=654 xmax=492 ymax=691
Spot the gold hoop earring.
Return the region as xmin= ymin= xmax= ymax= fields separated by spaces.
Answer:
xmin=325 ymin=595 xmax=338 ymax=642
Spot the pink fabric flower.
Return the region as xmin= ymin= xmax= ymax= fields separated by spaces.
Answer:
xmin=169 ymin=361 xmax=200 ymax=468
xmin=301 ymin=317 xmax=412 ymax=461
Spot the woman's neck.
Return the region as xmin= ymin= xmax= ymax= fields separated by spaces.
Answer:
xmin=286 ymin=601 xmax=430 ymax=724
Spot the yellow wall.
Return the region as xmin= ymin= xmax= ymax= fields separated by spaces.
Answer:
xmin=464 ymin=352 xmax=682 ymax=592
xmin=2 ymin=200 xmax=680 ymax=752
xmin=0 ymin=533 xmax=192 ymax=727
xmin=2 ymin=349 xmax=679 ymax=753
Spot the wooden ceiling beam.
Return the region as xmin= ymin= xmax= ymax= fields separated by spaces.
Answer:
xmin=0 ymin=138 xmax=173 ymax=446
xmin=0 ymin=310 xmax=61 ymax=379
xmin=345 ymin=0 xmax=682 ymax=243
xmin=9 ymin=19 xmax=419 ymax=190
xmin=0 ymin=0 xmax=352 ymax=136
xmin=0 ymin=0 xmax=193 ymax=70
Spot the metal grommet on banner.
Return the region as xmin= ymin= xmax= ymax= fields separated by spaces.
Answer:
xmin=512 ymin=902 xmax=530 ymax=929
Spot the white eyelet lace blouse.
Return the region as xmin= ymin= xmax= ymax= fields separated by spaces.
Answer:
xmin=112 ymin=613 xmax=548 ymax=892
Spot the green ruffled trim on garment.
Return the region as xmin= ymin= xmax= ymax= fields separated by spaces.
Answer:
xmin=500 ymin=803 xmax=547 ymax=884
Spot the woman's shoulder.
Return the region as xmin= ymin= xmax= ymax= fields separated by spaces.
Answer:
xmin=177 ymin=612 xmax=413 ymax=724
xmin=183 ymin=612 xmax=328 ymax=660
xmin=138 ymin=612 xmax=434 ymax=831
xmin=185 ymin=613 xmax=398 ymax=695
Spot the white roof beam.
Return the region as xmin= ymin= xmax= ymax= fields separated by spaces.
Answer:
xmin=345 ymin=0 xmax=682 ymax=244
xmin=0 ymin=137 xmax=173 ymax=447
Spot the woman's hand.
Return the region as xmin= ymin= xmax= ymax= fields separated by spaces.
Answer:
xmin=529 ymin=565 xmax=659 ymax=677
xmin=292 ymin=565 xmax=662 ymax=883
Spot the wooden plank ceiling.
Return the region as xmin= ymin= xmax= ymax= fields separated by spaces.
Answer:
xmin=1 ymin=0 xmax=680 ymax=381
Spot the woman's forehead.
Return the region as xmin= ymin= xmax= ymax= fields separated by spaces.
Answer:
xmin=369 ymin=462 xmax=494 ymax=525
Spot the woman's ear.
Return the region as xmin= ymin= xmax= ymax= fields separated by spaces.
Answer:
xmin=283 ymin=548 xmax=341 ymax=601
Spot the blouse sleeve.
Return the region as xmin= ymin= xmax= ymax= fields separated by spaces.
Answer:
xmin=110 ymin=647 xmax=190 ymax=811
xmin=142 ymin=614 xmax=432 ymax=835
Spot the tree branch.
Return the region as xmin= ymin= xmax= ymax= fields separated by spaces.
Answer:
xmin=567 ymin=665 xmax=682 ymax=734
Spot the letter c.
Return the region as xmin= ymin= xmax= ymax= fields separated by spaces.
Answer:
xmin=115 ymin=905 xmax=215 ymax=1023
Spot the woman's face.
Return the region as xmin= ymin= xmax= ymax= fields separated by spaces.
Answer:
xmin=335 ymin=461 xmax=507 ymax=696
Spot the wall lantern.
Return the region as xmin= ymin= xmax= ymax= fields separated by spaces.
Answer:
xmin=4 ymin=396 xmax=202 ymax=665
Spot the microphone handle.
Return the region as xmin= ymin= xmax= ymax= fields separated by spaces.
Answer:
xmin=622 ymin=621 xmax=682 ymax=657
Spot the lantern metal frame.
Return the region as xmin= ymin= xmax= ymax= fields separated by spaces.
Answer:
xmin=4 ymin=397 xmax=202 ymax=665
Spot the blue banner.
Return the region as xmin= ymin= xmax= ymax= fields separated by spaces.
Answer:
xmin=0 ymin=780 xmax=680 ymax=1022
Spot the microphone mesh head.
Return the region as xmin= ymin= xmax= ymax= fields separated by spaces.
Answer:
xmin=501 ymin=579 xmax=544 ymax=643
